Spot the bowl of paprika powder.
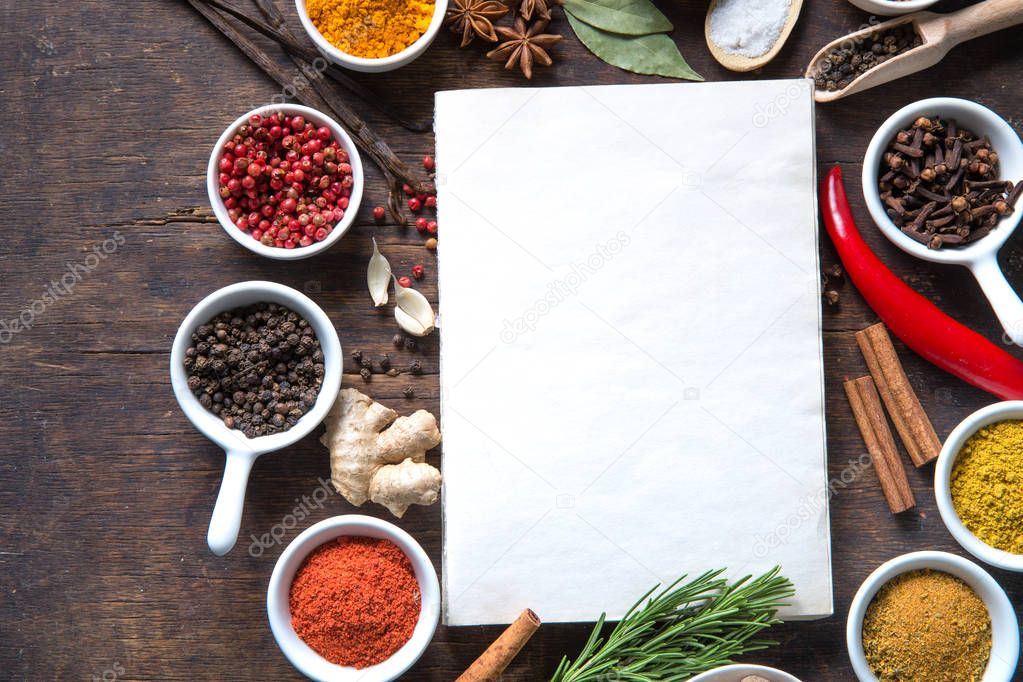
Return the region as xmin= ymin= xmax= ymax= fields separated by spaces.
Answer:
xmin=267 ymin=514 xmax=440 ymax=681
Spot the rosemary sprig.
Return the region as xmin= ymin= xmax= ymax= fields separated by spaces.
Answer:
xmin=549 ymin=567 xmax=794 ymax=682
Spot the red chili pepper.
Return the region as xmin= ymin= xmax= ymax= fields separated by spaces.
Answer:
xmin=822 ymin=164 xmax=1023 ymax=400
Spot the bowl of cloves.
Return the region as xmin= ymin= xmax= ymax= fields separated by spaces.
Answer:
xmin=862 ymin=97 xmax=1023 ymax=345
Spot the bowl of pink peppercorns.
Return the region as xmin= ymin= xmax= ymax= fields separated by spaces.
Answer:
xmin=207 ymin=103 xmax=363 ymax=259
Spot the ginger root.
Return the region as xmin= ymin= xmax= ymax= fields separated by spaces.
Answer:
xmin=321 ymin=388 xmax=442 ymax=517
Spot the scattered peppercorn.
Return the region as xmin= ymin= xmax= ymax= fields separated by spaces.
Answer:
xmin=425 ymin=238 xmax=438 ymax=251
xmin=184 ymin=302 xmax=323 ymax=438
xmin=380 ymin=355 xmax=391 ymax=370
xmin=403 ymin=337 xmax=418 ymax=352
xmin=422 ymin=155 xmax=435 ymax=171
xmin=351 ymin=349 xmax=364 ymax=364
xmin=824 ymin=290 xmax=840 ymax=306
xmin=403 ymin=385 xmax=416 ymax=398
xmin=411 ymin=264 xmax=425 ymax=280
xmin=402 ymin=183 xmax=414 ymax=195
xmin=360 ymin=367 xmax=372 ymax=382
xmin=398 ymin=276 xmax=413 ymax=288
xmin=425 ymin=196 xmax=437 ymax=209
xmin=373 ymin=206 xmax=386 ymax=221
xmin=409 ymin=360 xmax=423 ymax=375
xmin=392 ymin=333 xmax=404 ymax=348
xmin=216 ymin=112 xmax=353 ymax=249
xmin=427 ymin=220 xmax=438 ymax=235
xmin=415 ymin=217 xmax=429 ymax=233
xmin=408 ymin=197 xmax=422 ymax=212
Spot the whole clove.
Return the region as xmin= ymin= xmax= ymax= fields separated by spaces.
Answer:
xmin=878 ymin=116 xmax=1020 ymax=248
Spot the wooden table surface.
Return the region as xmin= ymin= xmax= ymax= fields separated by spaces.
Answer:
xmin=2 ymin=0 xmax=1022 ymax=679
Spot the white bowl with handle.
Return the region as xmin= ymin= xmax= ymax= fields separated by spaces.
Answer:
xmin=862 ymin=97 xmax=1023 ymax=345
xmin=170 ymin=281 xmax=342 ymax=555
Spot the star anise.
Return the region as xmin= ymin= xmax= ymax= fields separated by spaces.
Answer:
xmin=445 ymin=0 xmax=510 ymax=47
xmin=518 ymin=0 xmax=551 ymax=21
xmin=486 ymin=18 xmax=561 ymax=79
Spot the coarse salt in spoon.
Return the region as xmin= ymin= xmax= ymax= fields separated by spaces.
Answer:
xmin=807 ymin=0 xmax=1023 ymax=103
xmin=705 ymin=0 xmax=804 ymax=72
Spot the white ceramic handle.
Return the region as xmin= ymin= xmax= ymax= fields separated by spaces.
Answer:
xmin=970 ymin=256 xmax=1023 ymax=346
xmin=207 ymin=450 xmax=256 ymax=556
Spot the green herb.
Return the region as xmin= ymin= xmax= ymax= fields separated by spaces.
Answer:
xmin=565 ymin=10 xmax=702 ymax=81
xmin=549 ymin=567 xmax=793 ymax=682
xmin=560 ymin=0 xmax=672 ymax=36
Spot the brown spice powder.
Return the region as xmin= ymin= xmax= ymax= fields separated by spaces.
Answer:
xmin=862 ymin=569 xmax=991 ymax=682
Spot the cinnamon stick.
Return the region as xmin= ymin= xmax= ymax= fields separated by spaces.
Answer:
xmin=856 ymin=323 xmax=941 ymax=466
xmin=456 ymin=609 xmax=541 ymax=682
xmin=844 ymin=376 xmax=916 ymax=514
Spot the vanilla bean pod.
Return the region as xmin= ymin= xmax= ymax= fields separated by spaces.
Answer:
xmin=188 ymin=0 xmax=432 ymax=225
xmin=197 ymin=0 xmax=429 ymax=132
xmin=250 ymin=0 xmax=434 ymax=222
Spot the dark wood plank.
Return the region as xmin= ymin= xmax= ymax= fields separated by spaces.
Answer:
xmin=2 ymin=0 xmax=1022 ymax=679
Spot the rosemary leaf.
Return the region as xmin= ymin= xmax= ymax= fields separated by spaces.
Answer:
xmin=550 ymin=567 xmax=793 ymax=682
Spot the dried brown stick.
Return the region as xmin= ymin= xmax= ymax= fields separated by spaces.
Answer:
xmin=196 ymin=0 xmax=430 ymax=132
xmin=856 ymin=323 xmax=940 ymax=467
xmin=456 ymin=609 xmax=541 ymax=681
xmin=187 ymin=0 xmax=432 ymax=212
xmin=844 ymin=376 xmax=916 ymax=514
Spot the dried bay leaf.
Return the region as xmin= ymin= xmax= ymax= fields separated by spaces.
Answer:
xmin=561 ymin=0 xmax=672 ymax=36
xmin=393 ymin=279 xmax=436 ymax=337
xmin=368 ymin=237 xmax=391 ymax=307
xmin=565 ymin=10 xmax=703 ymax=81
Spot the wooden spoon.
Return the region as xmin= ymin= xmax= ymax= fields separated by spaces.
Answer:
xmin=705 ymin=0 xmax=804 ymax=72
xmin=807 ymin=0 xmax=1023 ymax=103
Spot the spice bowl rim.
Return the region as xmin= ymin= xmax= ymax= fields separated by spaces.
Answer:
xmin=206 ymin=103 xmax=363 ymax=260
xmin=845 ymin=550 xmax=1019 ymax=682
xmin=687 ymin=663 xmax=802 ymax=681
xmin=294 ymin=0 xmax=448 ymax=73
xmin=935 ymin=400 xmax=1023 ymax=572
xmin=169 ymin=280 xmax=342 ymax=555
xmin=267 ymin=514 xmax=441 ymax=682
xmin=861 ymin=96 xmax=1023 ymax=267
xmin=845 ymin=0 xmax=938 ymax=16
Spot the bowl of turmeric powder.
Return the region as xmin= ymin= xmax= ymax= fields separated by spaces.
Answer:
xmin=935 ymin=401 xmax=1023 ymax=572
xmin=296 ymin=0 xmax=447 ymax=72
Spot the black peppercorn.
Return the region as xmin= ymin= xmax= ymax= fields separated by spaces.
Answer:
xmin=360 ymin=368 xmax=372 ymax=382
xmin=380 ymin=355 xmax=391 ymax=370
xmin=403 ymin=385 xmax=415 ymax=399
xmin=392 ymin=333 xmax=404 ymax=348
xmin=409 ymin=360 xmax=422 ymax=375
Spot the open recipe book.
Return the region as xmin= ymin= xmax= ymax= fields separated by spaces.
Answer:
xmin=435 ymin=79 xmax=831 ymax=625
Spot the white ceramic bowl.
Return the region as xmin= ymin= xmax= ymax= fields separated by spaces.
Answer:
xmin=207 ymin=103 xmax=363 ymax=260
xmin=936 ymin=401 xmax=1023 ymax=571
xmin=688 ymin=663 xmax=802 ymax=682
xmin=862 ymin=97 xmax=1023 ymax=345
xmin=847 ymin=551 xmax=1019 ymax=682
xmin=267 ymin=515 xmax=440 ymax=682
xmin=846 ymin=0 xmax=938 ymax=16
xmin=295 ymin=0 xmax=448 ymax=72
xmin=170 ymin=281 xmax=342 ymax=555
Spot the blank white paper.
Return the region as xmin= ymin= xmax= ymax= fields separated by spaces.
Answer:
xmin=435 ymin=79 xmax=831 ymax=626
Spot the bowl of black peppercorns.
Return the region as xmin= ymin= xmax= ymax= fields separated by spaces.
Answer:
xmin=171 ymin=281 xmax=342 ymax=555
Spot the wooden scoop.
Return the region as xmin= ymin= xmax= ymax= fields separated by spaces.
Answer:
xmin=807 ymin=0 xmax=1023 ymax=103
xmin=705 ymin=0 xmax=804 ymax=72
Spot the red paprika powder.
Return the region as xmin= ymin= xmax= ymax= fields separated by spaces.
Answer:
xmin=289 ymin=536 xmax=421 ymax=669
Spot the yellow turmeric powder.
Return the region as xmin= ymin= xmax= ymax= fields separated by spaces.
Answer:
xmin=306 ymin=0 xmax=435 ymax=59
xmin=951 ymin=419 xmax=1023 ymax=554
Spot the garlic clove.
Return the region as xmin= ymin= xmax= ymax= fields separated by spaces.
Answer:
xmin=368 ymin=237 xmax=391 ymax=307
xmin=394 ymin=280 xmax=436 ymax=337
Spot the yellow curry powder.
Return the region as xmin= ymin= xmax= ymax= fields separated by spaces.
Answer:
xmin=951 ymin=419 xmax=1023 ymax=554
xmin=862 ymin=569 xmax=991 ymax=682
xmin=306 ymin=0 xmax=434 ymax=59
